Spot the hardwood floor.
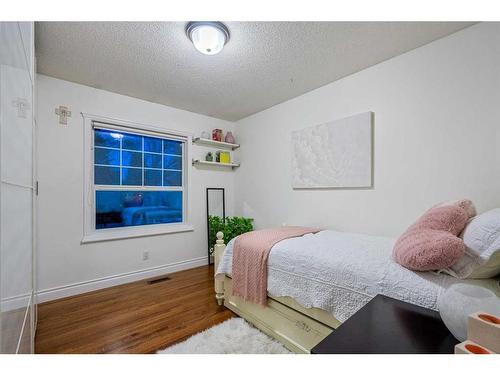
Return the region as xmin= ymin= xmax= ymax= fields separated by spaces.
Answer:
xmin=35 ymin=265 xmax=235 ymax=354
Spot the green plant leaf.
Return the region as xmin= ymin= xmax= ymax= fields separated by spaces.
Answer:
xmin=208 ymin=215 xmax=254 ymax=252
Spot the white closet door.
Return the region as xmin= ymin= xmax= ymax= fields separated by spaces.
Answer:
xmin=0 ymin=21 xmax=35 ymax=354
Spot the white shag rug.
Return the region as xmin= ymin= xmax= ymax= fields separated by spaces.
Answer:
xmin=158 ymin=318 xmax=291 ymax=354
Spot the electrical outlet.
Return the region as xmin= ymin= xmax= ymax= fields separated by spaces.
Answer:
xmin=142 ymin=251 xmax=149 ymax=261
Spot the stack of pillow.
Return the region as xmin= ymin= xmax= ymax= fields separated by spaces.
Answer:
xmin=393 ymin=199 xmax=500 ymax=279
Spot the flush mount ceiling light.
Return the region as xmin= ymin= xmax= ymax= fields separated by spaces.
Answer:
xmin=186 ymin=21 xmax=230 ymax=56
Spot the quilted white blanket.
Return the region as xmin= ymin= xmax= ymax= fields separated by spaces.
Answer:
xmin=216 ymin=230 xmax=499 ymax=322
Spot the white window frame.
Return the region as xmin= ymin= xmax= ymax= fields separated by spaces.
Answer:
xmin=81 ymin=113 xmax=193 ymax=244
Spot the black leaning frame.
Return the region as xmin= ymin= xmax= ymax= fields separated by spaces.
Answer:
xmin=206 ymin=187 xmax=226 ymax=265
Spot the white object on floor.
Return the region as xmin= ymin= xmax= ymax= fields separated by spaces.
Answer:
xmin=157 ymin=318 xmax=291 ymax=354
xmin=216 ymin=230 xmax=500 ymax=322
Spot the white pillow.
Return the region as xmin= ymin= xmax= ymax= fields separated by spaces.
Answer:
xmin=445 ymin=208 xmax=500 ymax=279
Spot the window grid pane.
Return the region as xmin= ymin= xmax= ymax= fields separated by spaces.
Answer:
xmin=95 ymin=190 xmax=183 ymax=229
xmin=142 ymin=136 xmax=144 ymax=189
xmin=161 ymin=139 xmax=164 ymax=187
xmin=119 ymin=136 xmax=123 ymax=185
xmin=93 ymin=129 xmax=183 ymax=188
xmin=94 ymin=148 xmax=120 ymax=166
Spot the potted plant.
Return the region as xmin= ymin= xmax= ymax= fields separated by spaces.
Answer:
xmin=208 ymin=215 xmax=254 ymax=254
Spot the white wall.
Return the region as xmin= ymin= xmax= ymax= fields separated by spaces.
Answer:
xmin=36 ymin=75 xmax=236 ymax=300
xmin=234 ymin=23 xmax=500 ymax=237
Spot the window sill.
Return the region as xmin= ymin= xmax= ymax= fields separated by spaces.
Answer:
xmin=81 ymin=223 xmax=194 ymax=244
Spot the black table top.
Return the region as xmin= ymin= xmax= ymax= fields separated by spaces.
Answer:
xmin=312 ymin=294 xmax=458 ymax=354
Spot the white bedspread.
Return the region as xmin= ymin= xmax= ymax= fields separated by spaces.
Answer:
xmin=216 ymin=230 xmax=499 ymax=322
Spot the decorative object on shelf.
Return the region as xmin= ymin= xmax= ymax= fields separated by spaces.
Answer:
xmin=193 ymin=137 xmax=240 ymax=150
xmin=225 ymin=131 xmax=235 ymax=144
xmin=438 ymin=283 xmax=500 ymax=341
xmin=292 ymin=111 xmax=373 ymax=189
xmin=201 ymin=131 xmax=210 ymax=139
xmin=205 ymin=152 xmax=214 ymax=162
xmin=212 ymin=129 xmax=223 ymax=142
xmin=219 ymin=151 xmax=231 ymax=164
xmin=215 ymin=151 xmax=221 ymax=162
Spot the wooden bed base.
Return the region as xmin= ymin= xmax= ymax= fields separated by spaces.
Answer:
xmin=213 ymin=232 xmax=341 ymax=353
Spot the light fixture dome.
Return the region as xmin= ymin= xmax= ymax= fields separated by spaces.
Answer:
xmin=186 ymin=21 xmax=230 ymax=56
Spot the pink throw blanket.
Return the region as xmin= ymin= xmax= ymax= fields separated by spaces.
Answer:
xmin=232 ymin=226 xmax=320 ymax=306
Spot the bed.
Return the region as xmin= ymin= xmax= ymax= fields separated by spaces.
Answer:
xmin=122 ymin=206 xmax=182 ymax=226
xmin=213 ymin=230 xmax=500 ymax=353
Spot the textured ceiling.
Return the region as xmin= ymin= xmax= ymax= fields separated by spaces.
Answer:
xmin=35 ymin=22 xmax=474 ymax=121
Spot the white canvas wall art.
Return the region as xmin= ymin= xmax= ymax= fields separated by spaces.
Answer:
xmin=291 ymin=112 xmax=373 ymax=188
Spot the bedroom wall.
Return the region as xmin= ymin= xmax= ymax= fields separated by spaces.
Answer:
xmin=234 ymin=22 xmax=500 ymax=237
xmin=36 ymin=75 xmax=236 ymax=301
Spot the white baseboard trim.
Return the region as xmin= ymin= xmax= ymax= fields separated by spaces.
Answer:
xmin=36 ymin=256 xmax=207 ymax=304
xmin=1 ymin=293 xmax=31 ymax=312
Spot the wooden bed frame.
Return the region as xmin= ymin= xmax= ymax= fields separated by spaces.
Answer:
xmin=213 ymin=232 xmax=341 ymax=353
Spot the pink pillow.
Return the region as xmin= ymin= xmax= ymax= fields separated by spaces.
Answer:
xmin=435 ymin=199 xmax=476 ymax=219
xmin=393 ymin=203 xmax=470 ymax=271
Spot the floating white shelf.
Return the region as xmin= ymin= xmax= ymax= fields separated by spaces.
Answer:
xmin=192 ymin=159 xmax=240 ymax=169
xmin=193 ymin=137 xmax=240 ymax=150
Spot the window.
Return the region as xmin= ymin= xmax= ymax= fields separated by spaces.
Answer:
xmin=94 ymin=126 xmax=184 ymax=229
xmin=82 ymin=115 xmax=192 ymax=243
